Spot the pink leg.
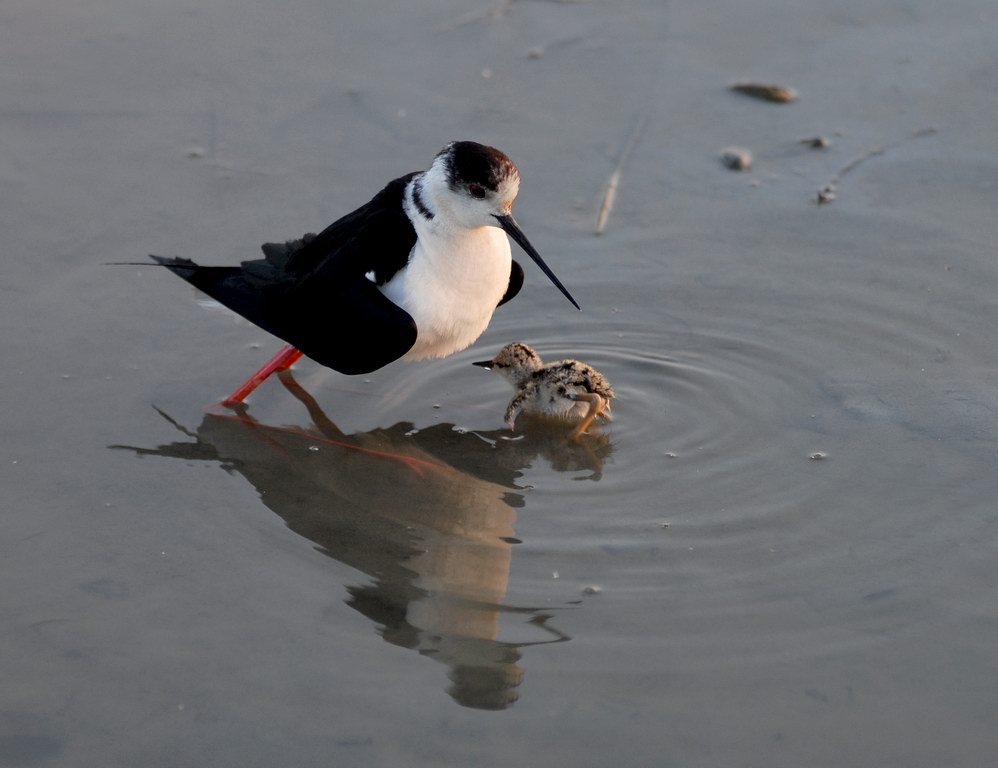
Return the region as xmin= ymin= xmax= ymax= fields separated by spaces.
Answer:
xmin=222 ymin=344 xmax=303 ymax=407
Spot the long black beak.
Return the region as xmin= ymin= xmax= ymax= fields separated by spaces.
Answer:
xmin=471 ymin=359 xmax=492 ymax=369
xmin=494 ymin=214 xmax=581 ymax=310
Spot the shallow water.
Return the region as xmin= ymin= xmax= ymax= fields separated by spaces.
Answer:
xmin=3 ymin=0 xmax=998 ymax=765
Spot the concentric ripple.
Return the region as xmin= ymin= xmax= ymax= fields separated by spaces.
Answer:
xmin=248 ymin=223 xmax=998 ymax=673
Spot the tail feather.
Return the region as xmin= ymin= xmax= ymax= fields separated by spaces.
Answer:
xmin=149 ymin=254 xmax=199 ymax=279
xmin=125 ymin=251 xmax=416 ymax=375
xmin=141 ymin=255 xmax=273 ymax=332
xmin=104 ymin=256 xmax=198 ymax=269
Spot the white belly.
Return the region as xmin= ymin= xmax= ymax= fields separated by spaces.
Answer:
xmin=381 ymin=226 xmax=512 ymax=360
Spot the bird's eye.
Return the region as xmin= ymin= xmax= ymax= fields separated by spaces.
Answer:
xmin=468 ymin=183 xmax=487 ymax=199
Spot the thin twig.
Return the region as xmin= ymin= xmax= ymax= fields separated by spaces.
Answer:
xmin=595 ymin=110 xmax=650 ymax=234
xmin=595 ymin=171 xmax=620 ymax=234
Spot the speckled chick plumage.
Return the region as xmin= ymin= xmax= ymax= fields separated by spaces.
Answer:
xmin=474 ymin=342 xmax=615 ymax=434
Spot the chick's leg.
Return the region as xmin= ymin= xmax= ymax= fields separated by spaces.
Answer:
xmin=568 ymin=392 xmax=608 ymax=439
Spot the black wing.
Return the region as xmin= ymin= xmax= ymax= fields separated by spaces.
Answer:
xmin=151 ymin=174 xmax=420 ymax=375
xmin=282 ymin=173 xmax=418 ymax=283
xmin=497 ymin=260 xmax=524 ymax=307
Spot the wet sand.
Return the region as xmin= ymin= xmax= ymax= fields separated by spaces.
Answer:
xmin=3 ymin=0 xmax=998 ymax=766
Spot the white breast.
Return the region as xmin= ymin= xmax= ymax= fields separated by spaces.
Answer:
xmin=381 ymin=225 xmax=512 ymax=360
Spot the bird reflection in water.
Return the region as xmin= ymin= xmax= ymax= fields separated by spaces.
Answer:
xmin=114 ymin=372 xmax=613 ymax=709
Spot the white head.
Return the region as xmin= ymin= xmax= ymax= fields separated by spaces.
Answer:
xmin=415 ymin=142 xmax=580 ymax=310
xmin=417 ymin=141 xmax=520 ymax=229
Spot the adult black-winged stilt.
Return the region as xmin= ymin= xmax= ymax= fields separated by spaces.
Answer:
xmin=150 ymin=141 xmax=579 ymax=406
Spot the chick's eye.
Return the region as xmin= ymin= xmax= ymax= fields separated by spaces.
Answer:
xmin=468 ymin=183 xmax=486 ymax=199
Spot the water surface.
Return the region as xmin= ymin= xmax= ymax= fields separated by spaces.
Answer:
xmin=2 ymin=0 xmax=997 ymax=766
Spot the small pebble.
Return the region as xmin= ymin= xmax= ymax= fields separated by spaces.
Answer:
xmin=184 ymin=145 xmax=207 ymax=159
xmin=817 ymin=185 xmax=836 ymax=204
xmin=581 ymin=585 xmax=602 ymax=595
xmin=730 ymin=82 xmax=798 ymax=103
xmin=801 ymin=136 xmax=830 ymax=149
xmin=809 ymin=451 xmax=828 ymax=460
xmin=720 ymin=146 xmax=753 ymax=171
xmin=308 ymin=445 xmax=320 ymax=452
